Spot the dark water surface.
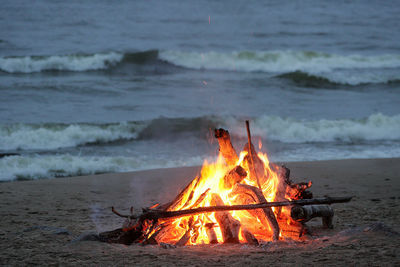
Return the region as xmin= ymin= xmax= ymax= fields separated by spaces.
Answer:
xmin=1 ymin=0 xmax=400 ymax=180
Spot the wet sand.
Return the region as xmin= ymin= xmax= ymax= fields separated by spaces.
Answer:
xmin=0 ymin=158 xmax=399 ymax=265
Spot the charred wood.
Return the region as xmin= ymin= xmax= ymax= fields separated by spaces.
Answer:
xmin=291 ymin=204 xmax=334 ymax=229
xmin=98 ymin=227 xmax=142 ymax=245
xmin=111 ymin=197 xmax=352 ymax=222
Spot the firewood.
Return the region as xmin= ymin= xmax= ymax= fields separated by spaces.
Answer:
xmin=188 ymin=188 xmax=210 ymax=209
xmin=214 ymin=128 xmax=238 ymax=167
xmin=166 ymin=176 xmax=201 ymax=211
xmin=290 ymin=204 xmax=334 ymax=229
xmin=111 ymin=196 xmax=352 ymax=222
xmin=205 ymin=223 xmax=218 ymax=244
xmin=175 ymin=217 xmax=198 ymax=246
xmin=230 ymin=183 xmax=280 ymax=241
xmin=243 ymin=120 xmax=264 ymax=190
xmin=287 ymin=181 xmax=313 ymax=200
xmin=219 ymin=165 xmax=247 ymax=189
xmin=144 ymin=222 xmax=171 ymax=244
xmin=210 ymin=193 xmax=240 ymax=243
xmin=241 ymin=227 xmax=259 ymax=246
xmin=272 ymin=164 xmax=290 ymax=218
xmin=175 ymin=230 xmax=191 ymax=246
xmin=98 ymin=227 xmax=143 ymax=245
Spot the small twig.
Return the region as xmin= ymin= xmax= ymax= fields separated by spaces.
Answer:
xmin=112 ymin=206 xmax=137 ymax=219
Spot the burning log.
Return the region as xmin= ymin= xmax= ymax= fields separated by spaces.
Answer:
xmin=111 ymin=196 xmax=352 ymax=222
xmin=230 ymin=183 xmax=280 ymax=241
xmin=166 ymin=175 xmax=202 ymax=211
xmin=175 ymin=217 xmax=198 ymax=246
xmin=214 ymin=128 xmax=238 ymax=167
xmin=241 ymin=227 xmax=259 ymax=246
xmin=188 ymin=188 xmax=210 ymax=209
xmin=220 ymin=165 xmax=247 ymax=189
xmin=210 ymin=193 xmax=240 ymax=243
xmin=205 ymin=223 xmax=218 ymax=244
xmin=291 ymin=204 xmax=334 ymax=229
xmin=243 ymin=121 xmax=264 ymax=190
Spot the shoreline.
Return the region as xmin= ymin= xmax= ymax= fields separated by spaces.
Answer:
xmin=2 ymin=156 xmax=400 ymax=183
xmin=1 ymin=158 xmax=399 ymax=265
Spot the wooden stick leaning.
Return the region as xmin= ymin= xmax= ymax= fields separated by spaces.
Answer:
xmin=111 ymin=196 xmax=352 ymax=222
xmin=245 ymin=120 xmax=262 ymax=190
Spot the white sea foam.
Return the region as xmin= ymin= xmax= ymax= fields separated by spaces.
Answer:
xmin=0 ymin=52 xmax=123 ymax=73
xmin=0 ymin=154 xmax=203 ymax=181
xmin=227 ymin=113 xmax=400 ymax=143
xmin=160 ymin=50 xmax=400 ymax=72
xmin=159 ymin=50 xmax=400 ymax=85
xmin=2 ymin=113 xmax=399 ymax=151
xmin=0 ymin=122 xmax=142 ymax=150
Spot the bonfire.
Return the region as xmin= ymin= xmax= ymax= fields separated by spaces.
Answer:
xmin=100 ymin=121 xmax=351 ymax=246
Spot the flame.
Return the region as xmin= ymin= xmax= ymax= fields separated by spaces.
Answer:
xmin=148 ymin=141 xmax=306 ymax=245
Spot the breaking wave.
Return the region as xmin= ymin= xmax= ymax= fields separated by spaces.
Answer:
xmin=0 ymin=154 xmax=203 ymax=181
xmin=235 ymin=113 xmax=400 ymax=143
xmin=159 ymin=50 xmax=400 ymax=72
xmin=159 ymin=50 xmax=400 ymax=85
xmin=0 ymin=50 xmax=159 ymax=73
xmin=1 ymin=113 xmax=399 ymax=151
xmin=0 ymin=122 xmax=144 ymax=150
xmin=2 ymin=49 xmax=400 ymax=85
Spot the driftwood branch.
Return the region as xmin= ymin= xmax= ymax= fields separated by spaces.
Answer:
xmin=214 ymin=128 xmax=239 ymax=167
xmin=210 ymin=193 xmax=240 ymax=243
xmin=205 ymin=223 xmax=218 ymax=244
xmin=245 ymin=120 xmax=262 ymax=190
xmin=291 ymin=204 xmax=334 ymax=229
xmin=230 ymin=183 xmax=280 ymax=241
xmin=241 ymin=227 xmax=259 ymax=246
xmin=220 ymin=165 xmax=247 ymax=189
xmin=111 ymin=196 xmax=352 ymax=222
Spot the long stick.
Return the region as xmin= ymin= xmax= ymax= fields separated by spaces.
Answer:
xmin=112 ymin=196 xmax=352 ymax=221
xmin=245 ymin=120 xmax=262 ymax=190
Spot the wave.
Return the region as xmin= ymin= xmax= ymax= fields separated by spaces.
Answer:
xmin=159 ymin=50 xmax=400 ymax=72
xmin=276 ymin=71 xmax=400 ymax=86
xmin=276 ymin=71 xmax=340 ymax=88
xmin=0 ymin=122 xmax=144 ymax=150
xmin=2 ymin=49 xmax=400 ymax=85
xmin=1 ymin=113 xmax=399 ymax=151
xmin=0 ymin=50 xmax=159 ymax=73
xmin=0 ymin=154 xmax=203 ymax=181
xmin=138 ymin=113 xmax=400 ymax=143
xmin=2 ymin=141 xmax=399 ymax=181
xmin=235 ymin=113 xmax=400 ymax=143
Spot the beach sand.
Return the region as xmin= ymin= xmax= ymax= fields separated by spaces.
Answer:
xmin=1 ymin=158 xmax=399 ymax=265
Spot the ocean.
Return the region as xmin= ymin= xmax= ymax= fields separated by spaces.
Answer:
xmin=1 ymin=0 xmax=399 ymax=181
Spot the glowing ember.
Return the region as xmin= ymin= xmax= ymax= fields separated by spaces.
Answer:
xmin=142 ymin=122 xmax=312 ymax=245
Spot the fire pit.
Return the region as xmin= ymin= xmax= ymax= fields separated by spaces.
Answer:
xmin=99 ymin=121 xmax=351 ymax=246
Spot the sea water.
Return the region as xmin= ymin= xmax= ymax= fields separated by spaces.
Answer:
xmin=1 ymin=0 xmax=399 ymax=180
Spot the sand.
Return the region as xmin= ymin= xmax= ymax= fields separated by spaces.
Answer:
xmin=0 ymin=158 xmax=399 ymax=266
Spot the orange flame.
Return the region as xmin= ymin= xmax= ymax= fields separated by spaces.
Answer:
xmin=148 ymin=141 xmax=306 ymax=245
